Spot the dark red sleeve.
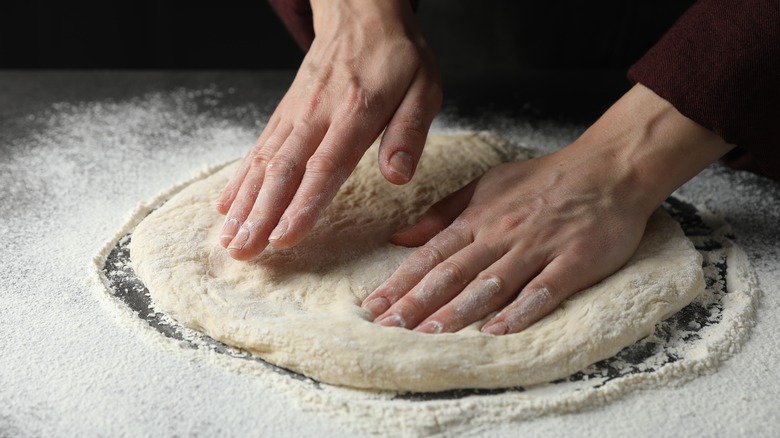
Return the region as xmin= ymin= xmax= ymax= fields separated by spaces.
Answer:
xmin=629 ymin=0 xmax=780 ymax=180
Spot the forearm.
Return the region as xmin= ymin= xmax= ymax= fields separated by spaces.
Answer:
xmin=564 ymin=83 xmax=735 ymax=218
xmin=310 ymin=0 xmax=418 ymax=39
xmin=629 ymin=0 xmax=780 ymax=179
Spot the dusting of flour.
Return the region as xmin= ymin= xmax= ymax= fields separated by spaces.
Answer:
xmin=95 ymin=183 xmax=760 ymax=435
xmin=2 ymin=79 xmax=776 ymax=437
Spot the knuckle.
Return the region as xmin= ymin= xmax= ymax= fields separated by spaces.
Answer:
xmin=343 ymin=81 xmax=361 ymax=108
xmin=391 ymin=115 xmax=428 ymax=141
xmin=503 ymin=284 xmax=557 ymax=329
xmin=265 ymin=155 xmax=300 ymax=177
xmin=301 ymin=97 xmax=322 ymax=120
xmin=373 ymin=281 xmax=410 ymax=306
xmin=527 ymin=282 xmax=556 ymax=299
xmin=448 ymin=218 xmax=473 ymax=237
xmin=433 ymin=220 xmax=474 ymax=248
xmin=373 ymin=289 xmax=401 ymax=306
xmin=305 ymin=153 xmax=341 ymax=176
xmin=475 ymin=272 xmax=505 ymax=294
xmin=496 ymin=213 xmax=526 ymax=233
xmin=437 ymin=260 xmax=467 ymax=287
xmin=342 ymin=79 xmax=379 ymax=113
xmin=452 ymin=273 xmax=506 ymax=318
xmin=398 ymin=295 xmax=426 ymax=318
xmin=250 ymin=153 xmax=272 ymax=169
xmin=251 ymin=130 xmax=272 ymax=154
xmin=289 ymin=118 xmax=315 ymax=138
xmin=297 ymin=80 xmax=328 ymax=119
xmin=253 ymin=127 xmax=285 ymax=155
xmin=415 ymin=245 xmax=445 ymax=267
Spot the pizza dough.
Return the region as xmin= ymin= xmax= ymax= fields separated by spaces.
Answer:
xmin=130 ymin=132 xmax=704 ymax=392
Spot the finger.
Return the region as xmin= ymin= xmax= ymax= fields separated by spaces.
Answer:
xmin=390 ymin=180 xmax=477 ymax=247
xmin=377 ymin=68 xmax=442 ymax=185
xmin=481 ymin=256 xmax=584 ymax=335
xmin=375 ymin=241 xmax=497 ymax=330
xmin=216 ymin=113 xmax=283 ymax=214
xmin=414 ymin=247 xmax=540 ymax=334
xmin=361 ymin=221 xmax=473 ymax=318
xmin=266 ymin=121 xmax=382 ymax=250
xmin=219 ymin=121 xmax=293 ymax=247
xmin=226 ymin=122 xmax=328 ymax=260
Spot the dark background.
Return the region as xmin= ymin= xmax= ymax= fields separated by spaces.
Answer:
xmin=1 ymin=1 xmax=695 ymax=120
xmin=1 ymin=2 xmax=303 ymax=69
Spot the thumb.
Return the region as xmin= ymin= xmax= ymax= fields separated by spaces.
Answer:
xmin=391 ymin=180 xmax=476 ymax=247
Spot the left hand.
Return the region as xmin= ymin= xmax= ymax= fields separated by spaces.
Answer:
xmin=214 ymin=0 xmax=441 ymax=260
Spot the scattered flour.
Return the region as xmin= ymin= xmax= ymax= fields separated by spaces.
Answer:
xmin=1 ymin=79 xmax=779 ymax=437
xmin=93 ymin=182 xmax=761 ymax=436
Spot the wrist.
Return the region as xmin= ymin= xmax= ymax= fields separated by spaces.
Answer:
xmin=310 ymin=0 xmax=417 ymax=39
xmin=569 ymin=83 xmax=734 ymax=216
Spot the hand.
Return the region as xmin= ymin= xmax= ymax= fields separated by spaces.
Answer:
xmin=361 ymin=83 xmax=734 ymax=335
xmin=216 ymin=0 xmax=442 ymax=260
xmin=361 ymin=149 xmax=651 ymax=335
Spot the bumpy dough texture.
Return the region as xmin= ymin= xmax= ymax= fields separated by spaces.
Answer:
xmin=131 ymin=132 xmax=704 ymax=392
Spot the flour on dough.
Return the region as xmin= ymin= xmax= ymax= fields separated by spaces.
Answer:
xmin=130 ymin=132 xmax=704 ymax=392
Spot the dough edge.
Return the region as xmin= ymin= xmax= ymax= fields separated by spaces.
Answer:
xmin=130 ymin=132 xmax=704 ymax=392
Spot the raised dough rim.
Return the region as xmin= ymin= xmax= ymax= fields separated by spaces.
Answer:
xmin=124 ymin=132 xmax=712 ymax=392
xmin=87 ymin=132 xmax=761 ymax=434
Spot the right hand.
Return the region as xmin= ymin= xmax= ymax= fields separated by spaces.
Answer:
xmin=362 ymin=83 xmax=735 ymax=335
xmin=216 ymin=0 xmax=442 ymax=260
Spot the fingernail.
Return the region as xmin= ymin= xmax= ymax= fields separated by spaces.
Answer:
xmin=228 ymin=227 xmax=250 ymax=251
xmin=220 ymin=218 xmax=240 ymax=247
xmin=362 ymin=296 xmax=390 ymax=317
xmin=376 ymin=314 xmax=406 ymax=328
xmin=268 ymin=218 xmax=288 ymax=243
xmin=415 ymin=321 xmax=443 ymax=334
xmin=389 ymin=151 xmax=413 ymax=182
xmin=482 ymin=321 xmax=508 ymax=336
